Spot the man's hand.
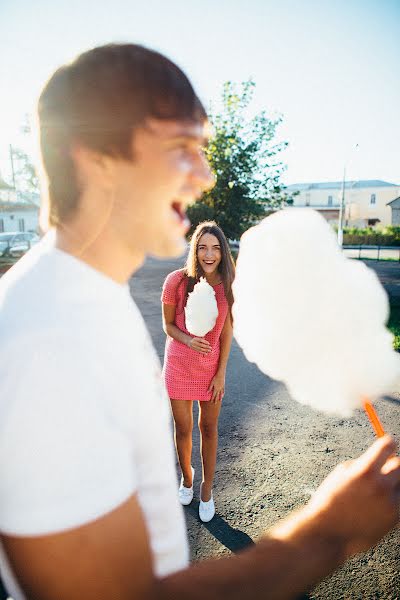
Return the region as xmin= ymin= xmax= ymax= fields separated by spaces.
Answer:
xmin=305 ymin=435 xmax=400 ymax=557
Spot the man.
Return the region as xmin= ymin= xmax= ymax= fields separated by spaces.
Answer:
xmin=0 ymin=43 xmax=399 ymax=600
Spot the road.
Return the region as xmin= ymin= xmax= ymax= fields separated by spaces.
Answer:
xmin=130 ymin=254 xmax=400 ymax=599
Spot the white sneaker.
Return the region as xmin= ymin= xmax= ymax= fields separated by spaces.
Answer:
xmin=178 ymin=466 xmax=194 ymax=506
xmin=199 ymin=492 xmax=215 ymax=522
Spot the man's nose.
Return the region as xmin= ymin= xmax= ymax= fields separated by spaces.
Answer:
xmin=193 ymin=154 xmax=215 ymax=193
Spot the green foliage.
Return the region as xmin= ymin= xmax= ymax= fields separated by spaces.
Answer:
xmin=11 ymin=147 xmax=40 ymax=195
xmin=343 ymin=226 xmax=400 ymax=246
xmin=187 ymin=81 xmax=293 ymax=240
xmin=388 ymin=305 xmax=400 ymax=351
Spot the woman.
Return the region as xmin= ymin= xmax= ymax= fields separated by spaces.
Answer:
xmin=161 ymin=221 xmax=235 ymax=522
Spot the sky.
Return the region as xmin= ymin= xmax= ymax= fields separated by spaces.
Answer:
xmin=0 ymin=0 xmax=399 ymax=187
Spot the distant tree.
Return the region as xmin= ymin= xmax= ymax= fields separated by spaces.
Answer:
xmin=11 ymin=147 xmax=40 ymax=196
xmin=9 ymin=114 xmax=40 ymax=197
xmin=187 ymin=81 xmax=294 ymax=240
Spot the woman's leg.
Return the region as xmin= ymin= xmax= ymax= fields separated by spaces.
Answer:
xmin=198 ymin=400 xmax=222 ymax=501
xmin=170 ymin=400 xmax=194 ymax=487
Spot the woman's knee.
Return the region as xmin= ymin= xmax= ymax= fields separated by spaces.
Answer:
xmin=174 ymin=418 xmax=193 ymax=438
xmin=199 ymin=419 xmax=218 ymax=439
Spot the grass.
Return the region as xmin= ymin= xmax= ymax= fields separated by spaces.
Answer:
xmin=388 ymin=304 xmax=400 ymax=351
xmin=360 ymin=257 xmax=400 ymax=263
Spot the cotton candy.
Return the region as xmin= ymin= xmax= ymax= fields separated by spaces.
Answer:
xmin=185 ymin=277 xmax=219 ymax=337
xmin=232 ymin=209 xmax=400 ymax=416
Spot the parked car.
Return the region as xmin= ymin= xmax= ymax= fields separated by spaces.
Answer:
xmin=0 ymin=232 xmax=40 ymax=258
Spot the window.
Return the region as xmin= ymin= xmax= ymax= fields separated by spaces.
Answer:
xmin=328 ymin=195 xmax=333 ymax=206
xmin=305 ymin=193 xmax=310 ymax=206
xmin=370 ymin=194 xmax=376 ymax=205
xmin=18 ymin=218 xmax=25 ymax=232
xmin=0 ymin=219 xmax=4 ymax=233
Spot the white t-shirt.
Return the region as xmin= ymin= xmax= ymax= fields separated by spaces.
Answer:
xmin=0 ymin=235 xmax=188 ymax=599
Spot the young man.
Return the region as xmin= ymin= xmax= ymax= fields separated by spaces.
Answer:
xmin=0 ymin=44 xmax=399 ymax=600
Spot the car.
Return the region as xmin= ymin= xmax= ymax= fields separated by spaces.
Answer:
xmin=0 ymin=232 xmax=40 ymax=258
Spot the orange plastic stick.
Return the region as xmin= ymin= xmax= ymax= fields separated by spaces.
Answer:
xmin=363 ymin=398 xmax=385 ymax=438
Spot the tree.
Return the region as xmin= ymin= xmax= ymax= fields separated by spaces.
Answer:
xmin=11 ymin=147 xmax=40 ymax=196
xmin=9 ymin=115 xmax=40 ymax=198
xmin=187 ymin=81 xmax=294 ymax=240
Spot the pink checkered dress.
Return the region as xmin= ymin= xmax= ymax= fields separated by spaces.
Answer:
xmin=161 ymin=269 xmax=229 ymax=401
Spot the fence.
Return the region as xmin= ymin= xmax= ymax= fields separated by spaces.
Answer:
xmin=343 ymin=245 xmax=400 ymax=262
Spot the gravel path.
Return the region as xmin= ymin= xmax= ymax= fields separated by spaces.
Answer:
xmin=130 ymin=255 xmax=400 ymax=600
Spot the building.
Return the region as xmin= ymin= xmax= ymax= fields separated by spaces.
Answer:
xmin=387 ymin=197 xmax=400 ymax=226
xmin=286 ymin=180 xmax=400 ymax=227
xmin=0 ymin=174 xmax=39 ymax=233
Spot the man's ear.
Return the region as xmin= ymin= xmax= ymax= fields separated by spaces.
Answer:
xmin=70 ymin=143 xmax=115 ymax=190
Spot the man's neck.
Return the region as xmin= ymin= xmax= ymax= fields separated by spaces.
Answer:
xmin=55 ymin=227 xmax=145 ymax=284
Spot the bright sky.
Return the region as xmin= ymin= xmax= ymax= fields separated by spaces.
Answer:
xmin=0 ymin=0 xmax=399 ymax=187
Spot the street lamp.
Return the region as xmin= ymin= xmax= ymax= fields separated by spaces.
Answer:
xmin=337 ymin=143 xmax=359 ymax=247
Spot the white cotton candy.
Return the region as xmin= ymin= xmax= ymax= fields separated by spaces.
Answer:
xmin=232 ymin=209 xmax=400 ymax=416
xmin=185 ymin=277 xmax=219 ymax=337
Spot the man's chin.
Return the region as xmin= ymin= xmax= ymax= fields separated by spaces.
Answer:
xmin=149 ymin=237 xmax=188 ymax=260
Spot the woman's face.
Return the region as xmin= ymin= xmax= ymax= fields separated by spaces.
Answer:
xmin=197 ymin=232 xmax=222 ymax=276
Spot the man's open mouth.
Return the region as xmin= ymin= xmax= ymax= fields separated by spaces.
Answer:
xmin=171 ymin=201 xmax=187 ymax=223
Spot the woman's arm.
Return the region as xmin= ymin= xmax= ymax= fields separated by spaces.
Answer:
xmin=217 ymin=312 xmax=233 ymax=374
xmin=162 ymin=303 xmax=211 ymax=355
xmin=208 ymin=312 xmax=233 ymax=401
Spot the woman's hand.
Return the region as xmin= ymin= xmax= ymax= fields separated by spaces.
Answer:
xmin=208 ymin=371 xmax=225 ymax=403
xmin=188 ymin=337 xmax=212 ymax=355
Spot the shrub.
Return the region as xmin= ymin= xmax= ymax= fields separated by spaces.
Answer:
xmin=343 ymin=227 xmax=400 ymax=246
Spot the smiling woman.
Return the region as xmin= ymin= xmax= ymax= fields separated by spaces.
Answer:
xmin=161 ymin=221 xmax=235 ymax=522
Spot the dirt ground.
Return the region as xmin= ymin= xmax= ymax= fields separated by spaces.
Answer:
xmin=131 ymin=256 xmax=400 ymax=600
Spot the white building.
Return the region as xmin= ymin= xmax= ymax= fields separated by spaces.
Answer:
xmin=387 ymin=196 xmax=400 ymax=226
xmin=286 ymin=180 xmax=400 ymax=227
xmin=0 ymin=175 xmax=39 ymax=233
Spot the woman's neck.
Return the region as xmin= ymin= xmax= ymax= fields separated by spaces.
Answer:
xmin=203 ymin=272 xmax=221 ymax=286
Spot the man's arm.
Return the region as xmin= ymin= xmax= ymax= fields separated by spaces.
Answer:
xmin=2 ymin=436 xmax=399 ymax=600
xmin=1 ymin=496 xmax=154 ymax=600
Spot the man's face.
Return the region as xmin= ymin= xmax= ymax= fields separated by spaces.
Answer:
xmin=111 ymin=118 xmax=214 ymax=259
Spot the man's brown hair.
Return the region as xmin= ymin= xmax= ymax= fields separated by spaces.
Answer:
xmin=38 ymin=43 xmax=206 ymax=227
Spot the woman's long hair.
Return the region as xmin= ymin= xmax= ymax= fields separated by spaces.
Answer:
xmin=182 ymin=221 xmax=235 ymax=310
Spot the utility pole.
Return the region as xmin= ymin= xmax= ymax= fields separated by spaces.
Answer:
xmin=337 ymin=144 xmax=359 ymax=247
xmin=337 ymin=167 xmax=346 ymax=247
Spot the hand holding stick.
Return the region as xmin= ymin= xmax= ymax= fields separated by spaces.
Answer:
xmin=363 ymin=398 xmax=385 ymax=438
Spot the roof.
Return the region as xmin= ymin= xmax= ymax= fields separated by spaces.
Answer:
xmin=387 ymin=196 xmax=400 ymax=207
xmin=0 ymin=201 xmax=39 ymax=213
xmin=286 ymin=180 xmax=399 ymax=191
xmin=0 ymin=177 xmax=13 ymax=191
